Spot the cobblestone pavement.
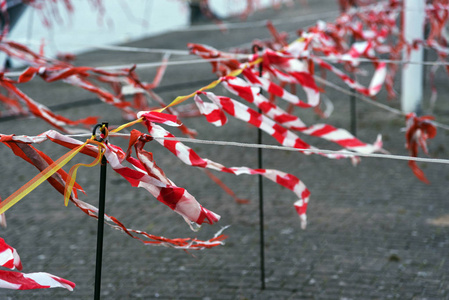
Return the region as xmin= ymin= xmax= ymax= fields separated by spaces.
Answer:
xmin=0 ymin=1 xmax=449 ymax=299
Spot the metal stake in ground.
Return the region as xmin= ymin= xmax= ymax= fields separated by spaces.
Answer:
xmin=350 ymin=52 xmax=357 ymax=135
xmin=93 ymin=122 xmax=108 ymax=300
xmin=349 ymin=3 xmax=357 ymax=136
xmin=253 ymin=44 xmax=266 ymax=290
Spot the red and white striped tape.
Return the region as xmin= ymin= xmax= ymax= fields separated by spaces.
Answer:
xmin=405 ymin=113 xmax=437 ymax=184
xmin=0 ymin=238 xmax=75 ymax=290
xmin=142 ymin=112 xmax=312 ymax=228
xmin=0 ymin=130 xmax=226 ymax=249
xmin=221 ymin=75 xmax=383 ymax=154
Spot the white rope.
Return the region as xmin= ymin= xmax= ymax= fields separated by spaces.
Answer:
xmin=5 ymin=58 xmax=449 ymax=132
xmin=83 ymin=45 xmax=449 ymax=67
xmin=87 ymin=44 xmax=252 ymax=59
xmin=16 ymin=40 xmax=449 ymax=68
xmin=312 ymin=54 xmax=449 ymax=67
xmin=90 ymin=45 xmax=191 ymax=56
xmin=346 ymin=2 xmax=449 ymax=14
xmin=313 ymin=75 xmax=449 ymax=131
xmin=313 ymin=75 xmax=404 ymax=115
xmin=3 ymin=56 xmax=247 ymax=77
xmin=97 ymin=57 xmax=245 ymax=71
xmin=5 ymin=46 xmax=447 ymax=78
xmin=65 ymin=132 xmax=449 ymax=165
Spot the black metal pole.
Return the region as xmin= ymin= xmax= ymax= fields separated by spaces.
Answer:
xmin=350 ymin=9 xmax=357 ymax=137
xmin=94 ymin=122 xmax=108 ymax=300
xmin=423 ymin=22 xmax=429 ymax=92
xmin=253 ymin=45 xmax=266 ymax=290
xmin=258 ymin=123 xmax=266 ymax=290
xmin=350 ymin=88 xmax=357 ymax=136
xmin=343 ymin=3 xmax=358 ymax=136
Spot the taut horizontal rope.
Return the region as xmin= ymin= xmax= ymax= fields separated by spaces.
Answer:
xmin=313 ymin=75 xmax=449 ymax=132
xmin=104 ymin=133 xmax=449 ymax=165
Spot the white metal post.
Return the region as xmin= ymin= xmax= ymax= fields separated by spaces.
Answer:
xmin=401 ymin=0 xmax=425 ymax=113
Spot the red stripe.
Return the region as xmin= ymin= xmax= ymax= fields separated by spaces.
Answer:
xmin=295 ymin=202 xmax=308 ymax=216
xmin=294 ymin=138 xmax=309 ymax=149
xmin=0 ymin=270 xmax=45 ymax=290
xmin=308 ymin=125 xmax=336 ymax=136
xmin=247 ymin=109 xmax=262 ymax=128
xmin=271 ymin=124 xmax=287 ymax=144
xmin=141 ymin=111 xmax=178 ymax=125
xmin=114 ymin=167 xmax=145 ymax=187
xmin=241 ymin=69 xmax=261 ymax=84
xmin=227 ymin=81 xmax=254 ymax=102
xmin=196 ymin=207 xmax=219 ymax=225
xmin=301 ymin=189 xmax=311 ymax=199
xmin=163 ymin=138 xmax=179 ymax=156
xmin=157 ymin=187 xmax=185 ymax=210
xmin=317 ymin=60 xmax=332 ymax=71
xmin=258 ymin=101 xmax=275 ymax=114
xmin=337 ymin=138 xmax=366 ymax=147
xmin=289 ymin=72 xmax=319 ymax=91
xmin=267 ymin=82 xmax=284 ymax=97
xmin=188 ymin=149 xmax=207 ymax=167
xmin=220 ymin=167 xmax=235 ymax=174
xmin=273 ymin=113 xmax=299 ymax=124
xmin=219 ymin=97 xmax=235 ymax=116
xmin=275 ymin=174 xmax=300 ymax=191
xmin=205 ymin=109 xmax=226 ymax=125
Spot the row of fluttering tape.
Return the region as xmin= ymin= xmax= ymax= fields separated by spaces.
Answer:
xmin=0 ymin=0 xmax=446 ymax=292
xmin=0 ymin=0 xmax=309 ymax=292
xmin=331 ymin=0 xmax=449 ymax=108
xmin=186 ymin=0 xmax=447 ymax=183
xmin=0 ymin=33 xmax=386 ymax=233
xmin=0 ymin=0 xmax=439 ymax=249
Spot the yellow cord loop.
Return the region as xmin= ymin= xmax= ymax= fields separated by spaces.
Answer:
xmin=63 ymin=141 xmax=105 ymax=206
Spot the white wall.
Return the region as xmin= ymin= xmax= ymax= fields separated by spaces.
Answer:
xmin=3 ymin=0 xmax=288 ymax=67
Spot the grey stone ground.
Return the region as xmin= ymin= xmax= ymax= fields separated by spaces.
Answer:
xmin=0 ymin=1 xmax=449 ymax=299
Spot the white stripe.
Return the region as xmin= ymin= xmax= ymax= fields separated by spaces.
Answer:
xmin=24 ymin=272 xmax=73 ymax=291
xmin=0 ymin=278 xmax=21 ymax=290
xmin=0 ymin=250 xmax=13 ymax=268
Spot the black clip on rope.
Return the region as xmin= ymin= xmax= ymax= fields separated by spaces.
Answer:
xmin=252 ymin=44 xmax=266 ymax=291
xmin=93 ymin=122 xmax=108 ymax=300
xmin=92 ymin=123 xmax=108 ymax=143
